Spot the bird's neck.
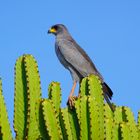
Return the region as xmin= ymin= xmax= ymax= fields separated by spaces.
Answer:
xmin=56 ymin=31 xmax=72 ymax=40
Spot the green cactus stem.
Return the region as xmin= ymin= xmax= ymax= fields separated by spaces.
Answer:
xmin=14 ymin=55 xmax=42 ymax=140
xmin=48 ymin=82 xmax=61 ymax=114
xmin=0 ymin=80 xmax=13 ymax=140
xmin=41 ymin=99 xmax=63 ymax=140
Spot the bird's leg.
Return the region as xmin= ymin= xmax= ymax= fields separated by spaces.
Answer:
xmin=67 ymin=81 xmax=77 ymax=108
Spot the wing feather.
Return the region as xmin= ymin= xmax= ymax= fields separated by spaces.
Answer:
xmin=57 ymin=39 xmax=103 ymax=81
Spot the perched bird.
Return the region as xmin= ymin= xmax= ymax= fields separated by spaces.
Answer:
xmin=48 ymin=24 xmax=113 ymax=111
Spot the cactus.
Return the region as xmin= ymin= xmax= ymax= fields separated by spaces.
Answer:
xmin=122 ymin=107 xmax=139 ymax=139
xmin=14 ymin=55 xmax=42 ymax=140
xmin=41 ymin=99 xmax=63 ymax=140
xmin=0 ymin=54 xmax=140 ymax=140
xmin=120 ymin=122 xmax=131 ymax=140
xmin=48 ymin=82 xmax=61 ymax=114
xmin=14 ymin=56 xmax=28 ymax=140
xmin=59 ymin=107 xmax=79 ymax=140
xmin=0 ymin=80 xmax=13 ymax=140
xmin=138 ymin=111 xmax=140 ymax=139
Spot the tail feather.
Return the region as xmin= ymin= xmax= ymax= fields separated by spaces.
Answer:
xmin=102 ymin=82 xmax=114 ymax=111
xmin=102 ymin=82 xmax=113 ymax=99
xmin=104 ymin=93 xmax=114 ymax=111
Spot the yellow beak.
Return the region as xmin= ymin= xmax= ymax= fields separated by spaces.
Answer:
xmin=48 ymin=28 xmax=56 ymax=34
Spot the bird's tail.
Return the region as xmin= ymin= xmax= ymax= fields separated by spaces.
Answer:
xmin=102 ymin=82 xmax=114 ymax=111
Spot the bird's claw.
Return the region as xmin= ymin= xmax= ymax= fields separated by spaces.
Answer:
xmin=67 ymin=96 xmax=77 ymax=109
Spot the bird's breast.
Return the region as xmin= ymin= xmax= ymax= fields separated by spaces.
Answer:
xmin=55 ymin=43 xmax=69 ymax=69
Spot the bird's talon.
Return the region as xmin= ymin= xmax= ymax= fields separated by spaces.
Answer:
xmin=67 ymin=96 xmax=77 ymax=109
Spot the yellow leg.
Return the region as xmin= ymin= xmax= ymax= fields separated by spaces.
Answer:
xmin=69 ymin=81 xmax=77 ymax=97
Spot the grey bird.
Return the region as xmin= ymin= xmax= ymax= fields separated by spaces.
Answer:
xmin=48 ymin=24 xmax=113 ymax=111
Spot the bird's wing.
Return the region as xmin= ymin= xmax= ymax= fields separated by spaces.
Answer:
xmin=57 ymin=39 xmax=103 ymax=81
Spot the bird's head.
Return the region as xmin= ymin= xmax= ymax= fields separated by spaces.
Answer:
xmin=48 ymin=24 xmax=67 ymax=36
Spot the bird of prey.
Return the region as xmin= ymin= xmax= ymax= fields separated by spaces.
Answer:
xmin=48 ymin=24 xmax=113 ymax=111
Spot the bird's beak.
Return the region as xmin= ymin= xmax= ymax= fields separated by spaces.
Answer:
xmin=48 ymin=28 xmax=56 ymax=34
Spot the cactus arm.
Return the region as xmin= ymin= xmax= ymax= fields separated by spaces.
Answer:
xmin=122 ymin=107 xmax=139 ymax=140
xmin=23 ymin=55 xmax=42 ymax=139
xmin=68 ymin=108 xmax=80 ymax=139
xmin=111 ymin=122 xmax=121 ymax=140
xmin=74 ymin=98 xmax=80 ymax=123
xmin=48 ymin=82 xmax=61 ymax=114
xmin=113 ymin=106 xmax=123 ymax=123
xmin=104 ymin=118 xmax=113 ymax=140
xmin=122 ymin=107 xmax=136 ymax=123
xmin=138 ymin=128 xmax=140 ymax=140
xmin=0 ymin=80 xmax=13 ymax=140
xmin=88 ymin=96 xmax=100 ymax=139
xmin=88 ymin=96 xmax=104 ymax=140
xmin=80 ymin=77 xmax=88 ymax=96
xmin=88 ymin=75 xmax=104 ymax=139
xmin=138 ymin=111 xmax=140 ymax=128
xmin=59 ymin=108 xmax=79 ymax=140
xmin=104 ymin=104 xmax=113 ymax=119
xmin=38 ymin=99 xmax=49 ymax=139
xmin=112 ymin=107 xmax=123 ymax=140
xmin=79 ymin=96 xmax=89 ymax=140
xmin=87 ymin=75 xmax=104 ymax=103
xmin=120 ymin=123 xmax=131 ymax=140
xmin=59 ymin=108 xmax=68 ymax=140
xmin=138 ymin=111 xmax=140 ymax=139
xmin=14 ymin=55 xmax=42 ymax=139
xmin=59 ymin=108 xmax=73 ymax=140
xmin=14 ymin=56 xmax=28 ymax=139
xmin=42 ymin=99 xmax=63 ymax=140
xmin=104 ymin=104 xmax=114 ymax=139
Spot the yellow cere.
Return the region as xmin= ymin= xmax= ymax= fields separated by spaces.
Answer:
xmin=50 ymin=28 xmax=56 ymax=33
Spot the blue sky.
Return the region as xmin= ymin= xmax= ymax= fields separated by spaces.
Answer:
xmin=0 ymin=0 xmax=140 ymax=134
